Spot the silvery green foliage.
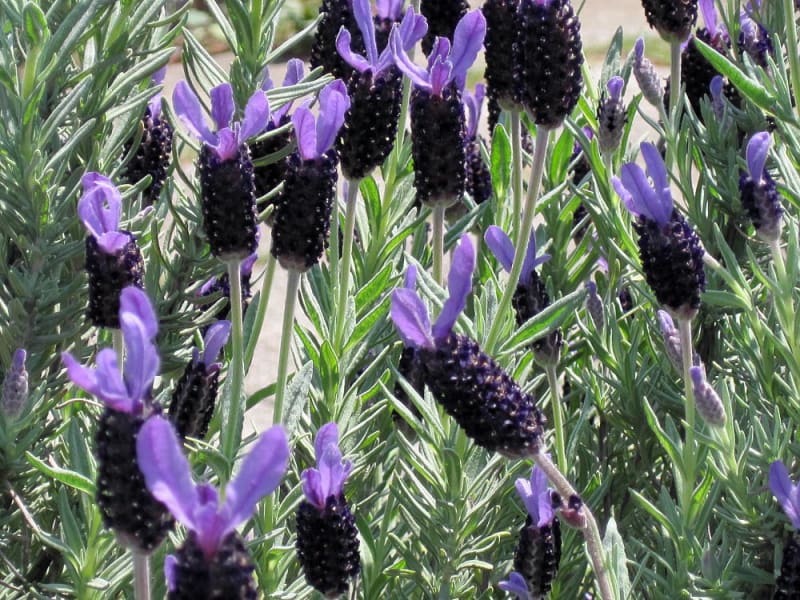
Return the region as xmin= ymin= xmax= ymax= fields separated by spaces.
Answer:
xmin=3 ymin=0 xmax=800 ymax=598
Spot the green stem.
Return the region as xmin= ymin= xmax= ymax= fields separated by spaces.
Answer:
xmin=485 ymin=126 xmax=550 ymax=354
xmin=112 ymin=329 xmax=124 ymax=368
xmin=273 ymin=270 xmax=301 ymax=424
xmin=783 ymin=0 xmax=800 ymax=123
xmin=667 ymin=40 xmax=682 ymax=171
xmin=222 ymin=258 xmax=245 ymax=463
xmin=678 ymin=316 xmax=696 ymax=522
xmin=533 ymin=451 xmax=613 ymax=600
xmin=335 ymin=180 xmax=360 ymax=347
xmin=510 ymin=110 xmax=523 ymax=239
xmin=545 ymin=364 xmax=568 ymax=474
xmin=133 ymin=551 xmax=150 ymax=600
xmin=244 ymin=254 xmax=277 ymax=369
xmin=432 ymin=205 xmax=446 ymax=286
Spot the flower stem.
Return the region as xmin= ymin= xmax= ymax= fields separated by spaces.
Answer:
xmin=545 ymin=364 xmax=568 ymax=475
xmin=112 ymin=329 xmax=124 ymax=368
xmin=485 ymin=126 xmax=550 ymax=354
xmin=510 ymin=110 xmax=523 ymax=237
xmin=222 ymin=258 xmax=245 ymax=462
xmin=273 ymin=269 xmax=301 ymax=424
xmin=533 ymin=451 xmax=613 ymax=600
xmin=335 ymin=179 xmax=360 ymax=347
xmin=432 ymin=205 xmax=446 ymax=286
xmin=667 ymin=40 xmax=682 ymax=171
xmin=244 ymin=253 xmax=276 ymax=369
xmin=132 ymin=551 xmax=150 ymax=600
xmin=783 ymin=0 xmax=800 ymax=122
xmin=677 ymin=316 xmax=696 ymax=522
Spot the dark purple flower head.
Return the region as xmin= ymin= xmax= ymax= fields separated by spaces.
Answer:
xmin=738 ymin=2 xmax=772 ymax=67
xmin=293 ymin=80 xmax=351 ymax=161
xmin=377 ymin=0 xmax=404 ymax=20
xmin=746 ymin=131 xmax=770 ymax=184
xmin=498 ymin=571 xmax=531 ymax=599
xmin=391 ymin=235 xmax=475 ymax=349
xmin=301 ymin=422 xmax=353 ymax=509
xmin=612 ymin=142 xmax=673 ymax=226
xmin=771 ymin=461 xmax=800 ymax=530
xmin=78 ymin=173 xmax=129 ymax=254
xmin=261 ymin=59 xmax=306 ymax=127
xmin=137 ymin=415 xmax=289 ymax=561
xmin=516 ymin=464 xmax=556 ymax=528
xmin=392 ymin=9 xmax=485 ymax=96
xmin=62 ymin=287 xmax=159 ymax=414
xmin=338 ymin=2 xmax=427 ymax=76
xmin=193 ymin=320 xmax=231 ymax=373
xmin=484 ymin=225 xmax=550 ymax=287
xmin=464 ymin=83 xmax=485 ymax=140
xmin=148 ymin=67 xmax=167 ymax=121
xmin=173 ymin=82 xmax=270 ymax=162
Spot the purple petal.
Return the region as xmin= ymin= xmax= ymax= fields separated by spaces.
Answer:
xmin=391 ymin=27 xmax=431 ymax=90
xmin=260 ymin=67 xmax=275 ymax=92
xmin=337 ymin=27 xmax=372 ymax=72
xmin=292 ymin=106 xmax=317 ymax=160
xmin=463 ymin=84 xmax=485 ymax=139
xmin=120 ymin=311 xmax=159 ymax=404
xmin=391 ymin=288 xmax=434 ymax=349
xmin=432 ymin=235 xmax=475 ymax=343
xmin=519 ymin=230 xmax=540 ymax=286
xmin=79 ymin=173 xmax=122 ymax=237
xmin=284 ymin=58 xmax=305 ymax=86
xmin=148 ymin=93 xmax=163 ymax=121
xmin=429 ymin=59 xmax=453 ymax=97
xmin=301 ymin=468 xmax=325 ymax=508
xmin=449 ymin=10 xmax=486 ymax=90
xmin=376 ymin=0 xmax=403 ymax=20
xmin=484 ymin=225 xmax=514 ymax=273
xmin=607 ymin=76 xmax=623 ymax=102
xmin=770 ymin=461 xmax=800 ymax=529
xmin=315 ymin=80 xmax=351 ymax=155
xmin=238 ymin=90 xmax=270 ymax=144
xmin=173 ymin=81 xmax=216 ymax=145
xmin=62 ymin=351 xmax=99 ymax=396
xmin=301 ymin=423 xmax=353 ymax=509
xmin=657 ymin=309 xmax=677 ymax=336
xmin=352 ymin=0 xmax=378 ymax=65
xmin=95 ymin=231 xmax=129 ymax=255
xmin=120 ymin=287 xmax=158 ymax=340
xmin=193 ymin=495 xmax=226 ymax=558
xmin=640 ymin=142 xmax=673 ymax=223
xmin=498 ymin=571 xmax=531 ymax=599
xmin=12 ymin=349 xmax=26 ymax=371
xmin=427 ymin=37 xmax=450 ymax=72
xmin=404 ymin=265 xmax=417 ymax=290
xmin=315 ymin=422 xmax=340 ymax=462
xmin=634 ymin=37 xmax=645 ymax=62
xmin=210 ymin=84 xmax=235 ymax=131
xmin=164 ymin=555 xmax=178 ymax=592
xmin=532 ymin=468 xmax=555 ymax=527
xmin=746 ymin=131 xmax=770 ymax=182
xmin=699 ymin=0 xmax=720 ymax=38
xmin=397 ymin=6 xmax=428 ymax=51
xmin=241 ymin=253 xmax=258 ymax=277
xmin=213 ymin=129 xmax=239 ymax=162
xmin=710 ymin=75 xmax=724 ymax=101
xmin=618 ymin=162 xmax=670 ymax=225
xmin=136 ymin=416 xmax=199 ymax=529
xmin=221 ymin=425 xmax=289 ymax=534
xmin=515 ymin=477 xmax=538 ymax=521
xmin=202 ymin=320 xmax=231 ymax=366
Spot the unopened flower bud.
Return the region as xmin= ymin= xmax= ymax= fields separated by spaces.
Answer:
xmin=2 ymin=349 xmax=28 ymax=420
xmin=597 ymin=76 xmax=627 ymax=155
xmin=586 ymin=282 xmax=604 ymax=332
xmin=689 ymin=366 xmax=726 ymax=427
xmin=633 ymin=38 xmax=664 ymax=108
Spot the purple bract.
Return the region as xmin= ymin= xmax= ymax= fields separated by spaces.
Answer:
xmin=612 ymin=142 xmax=674 ymax=226
xmin=262 ymin=59 xmax=306 ymax=127
xmin=484 ymin=225 xmax=550 ymax=287
xmin=498 ymin=571 xmax=531 ymax=599
xmin=770 ymin=461 xmax=800 ymax=530
xmin=515 ymin=463 xmax=556 ymax=528
xmin=78 ymin=173 xmax=129 ymax=254
xmin=301 ymin=422 xmax=353 ymax=509
xmin=292 ymin=80 xmax=351 ymax=161
xmin=746 ymin=131 xmax=770 ymax=184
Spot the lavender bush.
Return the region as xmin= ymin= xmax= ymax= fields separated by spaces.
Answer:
xmin=2 ymin=0 xmax=800 ymax=598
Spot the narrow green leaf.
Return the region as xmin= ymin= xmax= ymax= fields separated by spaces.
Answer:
xmin=502 ymin=286 xmax=585 ymax=353
xmin=490 ymin=122 xmax=510 ymax=202
xmin=25 ymin=452 xmax=95 ymax=496
xmin=283 ymin=361 xmax=314 ymax=437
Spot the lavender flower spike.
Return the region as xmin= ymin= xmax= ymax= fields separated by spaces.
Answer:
xmin=770 ymin=461 xmax=800 ymax=530
xmin=612 ymin=142 xmax=673 ymax=226
xmin=740 ymin=131 xmax=783 ymax=241
xmin=391 ymin=9 xmax=486 ymax=96
xmin=173 ymin=81 xmax=270 ymax=162
xmin=485 ymin=226 xmax=550 ymax=287
xmin=62 ymin=287 xmax=159 ymax=415
xmin=498 ymin=572 xmax=532 ymax=600
xmin=296 ymin=422 xmax=360 ymax=597
xmin=633 ymin=38 xmax=664 ymax=108
xmin=293 ymin=81 xmax=351 ymax=161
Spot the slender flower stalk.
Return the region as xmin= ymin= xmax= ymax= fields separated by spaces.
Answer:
xmin=222 ymin=259 xmax=245 ymax=464
xmin=133 ymin=552 xmax=150 ymax=600
xmin=432 ymin=205 xmax=445 ymax=285
xmin=244 ymin=253 xmax=276 ymax=368
xmin=334 ymin=181 xmax=360 ymax=346
xmin=137 ymin=416 xmax=289 ymax=598
xmin=677 ymin=316 xmax=697 ymax=516
xmin=273 ymin=270 xmax=301 ymax=425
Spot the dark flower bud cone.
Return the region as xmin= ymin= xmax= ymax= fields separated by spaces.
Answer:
xmin=420 ymin=0 xmax=468 ymax=55
xmin=513 ymin=515 xmax=562 ymax=598
xmin=168 ymin=532 xmax=257 ymax=600
xmin=95 ymin=408 xmax=173 ymax=552
xmin=513 ymin=275 xmax=563 ymax=365
xmin=123 ymin=107 xmax=173 ymax=206
xmin=572 ymin=203 xmax=590 ymax=242
xmin=168 ymin=361 xmax=220 ymax=441
xmin=618 ymin=287 xmax=634 ymax=313
xmin=271 ymin=150 xmax=338 ymax=272
xmin=483 ymin=0 xmax=521 ymax=110
xmin=775 ymin=532 xmax=800 ymax=599
xmin=420 ymin=334 xmax=546 ymax=458
xmin=393 ymin=346 xmax=425 ymax=425
xmin=311 ymin=0 xmax=364 ymax=80
xmin=339 ymin=68 xmax=403 ymax=180
xmin=739 ymin=171 xmax=783 ymax=242
xmin=251 ymin=116 xmax=292 ymax=220
xmin=198 ymin=145 xmax=259 ymax=261
xmin=296 ymin=495 xmax=361 ymax=598
xmin=410 ymin=86 xmax=467 ymax=207
xmin=465 ymin=135 xmax=492 ymax=205
xmin=85 ymin=232 xmax=145 ymax=329
xmin=634 ymin=209 xmax=705 ymax=318
xmin=641 ymin=0 xmax=697 ymax=43
xmin=517 ymin=0 xmax=583 ymax=128
xmin=597 ymin=95 xmax=626 ymax=155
